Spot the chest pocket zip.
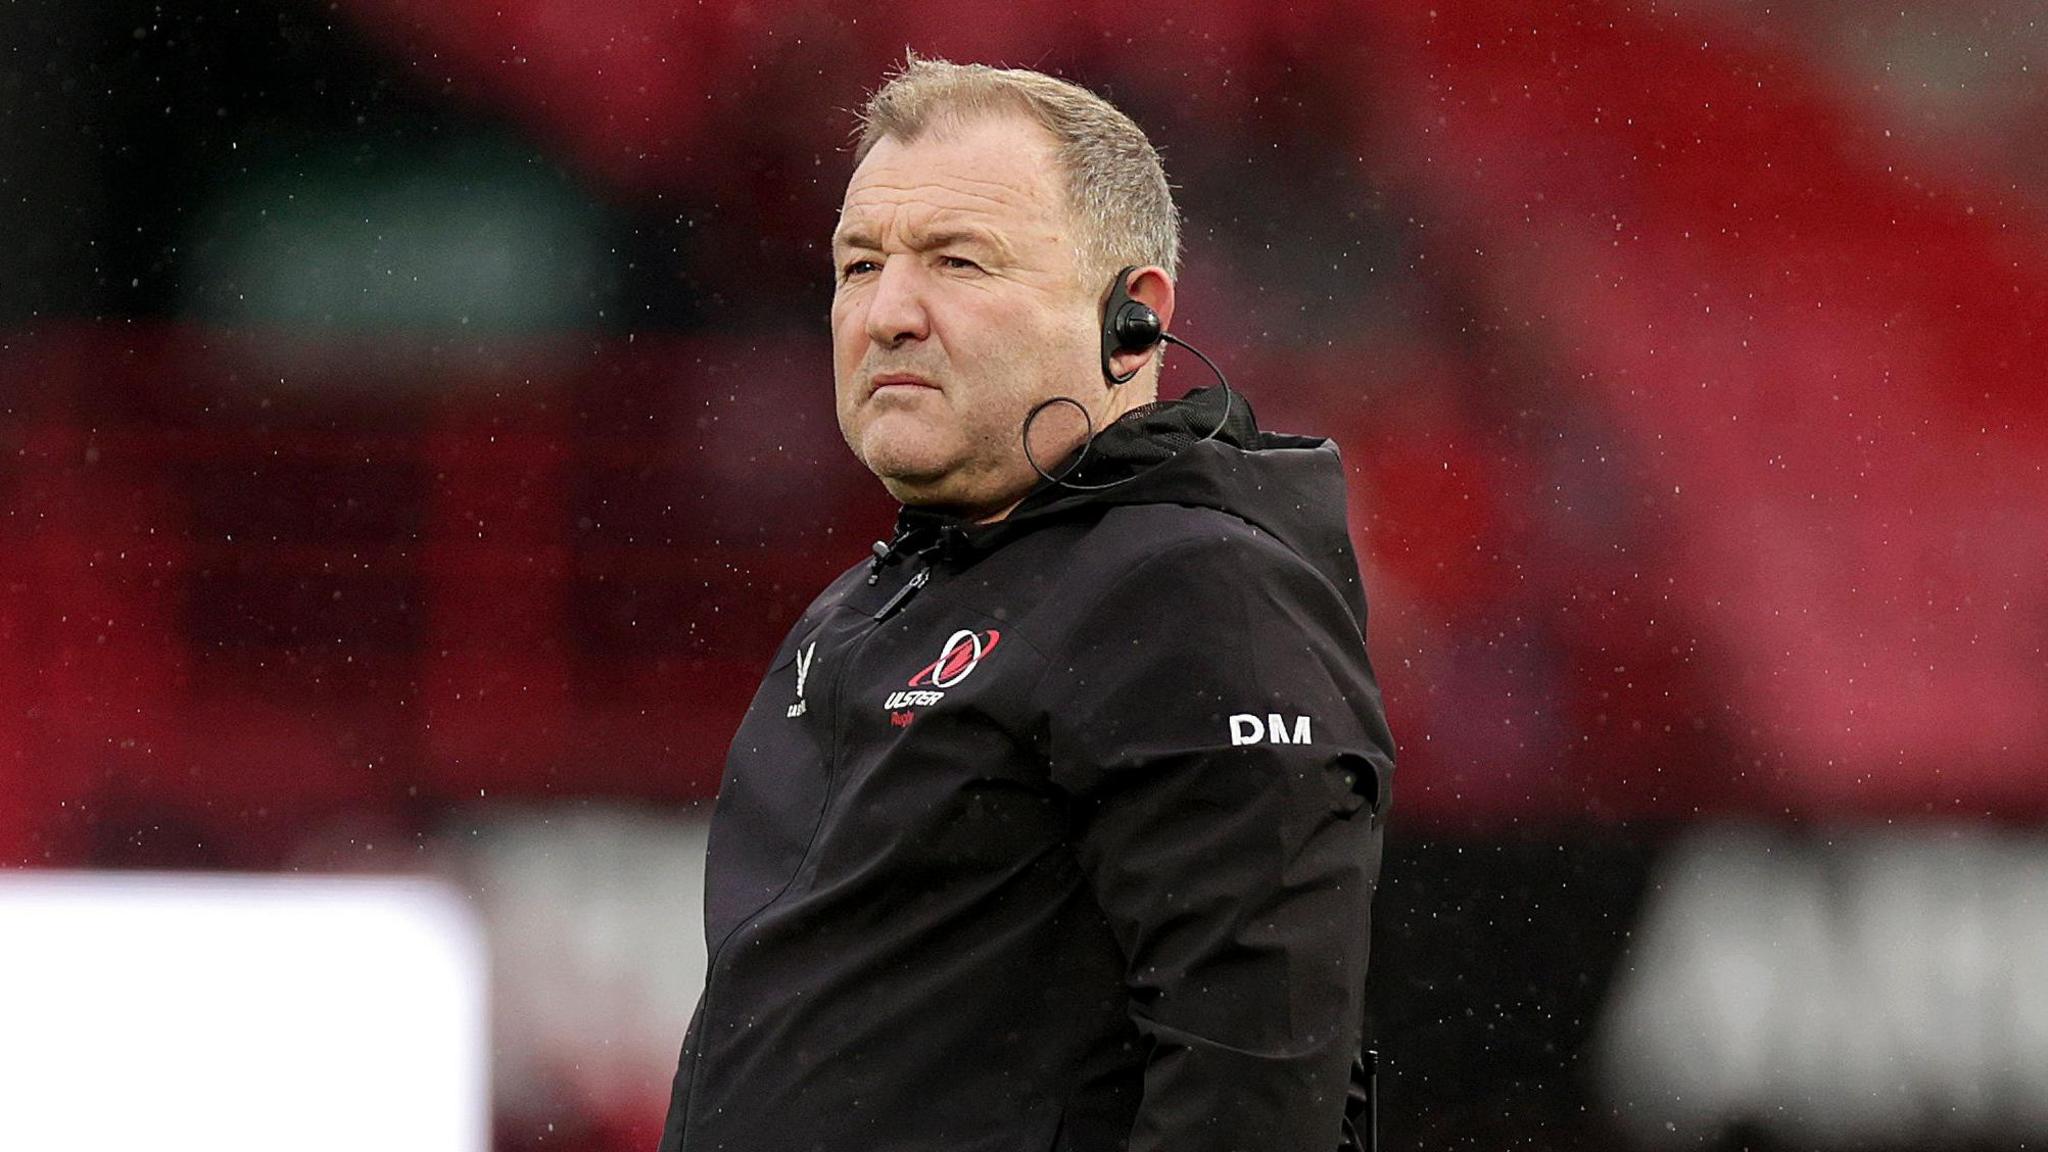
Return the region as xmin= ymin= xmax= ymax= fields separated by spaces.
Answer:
xmin=873 ymin=561 xmax=932 ymax=621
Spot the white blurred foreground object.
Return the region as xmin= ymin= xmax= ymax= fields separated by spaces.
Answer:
xmin=0 ymin=872 xmax=489 ymax=1152
xmin=1597 ymin=825 xmax=2048 ymax=1149
xmin=461 ymin=805 xmax=710 ymax=1127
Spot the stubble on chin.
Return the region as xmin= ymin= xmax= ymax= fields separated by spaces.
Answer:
xmin=849 ymin=409 xmax=947 ymax=489
xmin=861 ymin=422 xmax=1028 ymax=513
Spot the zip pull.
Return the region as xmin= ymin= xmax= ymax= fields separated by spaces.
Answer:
xmin=873 ymin=567 xmax=930 ymax=620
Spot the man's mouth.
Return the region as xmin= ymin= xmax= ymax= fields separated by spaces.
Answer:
xmin=869 ymin=373 xmax=940 ymax=396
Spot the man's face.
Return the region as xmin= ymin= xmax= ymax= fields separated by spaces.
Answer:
xmin=831 ymin=114 xmax=1108 ymax=517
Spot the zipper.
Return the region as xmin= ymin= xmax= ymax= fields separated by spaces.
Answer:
xmin=873 ymin=565 xmax=930 ymax=620
xmin=678 ymin=619 xmax=870 ymax=1144
xmin=675 ymin=554 xmax=932 ymax=1144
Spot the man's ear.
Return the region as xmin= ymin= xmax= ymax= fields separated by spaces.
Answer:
xmin=1107 ymin=266 xmax=1177 ymax=385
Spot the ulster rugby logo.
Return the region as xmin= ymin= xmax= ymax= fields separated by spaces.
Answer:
xmin=884 ymin=628 xmax=1001 ymax=714
xmin=913 ymin=629 xmax=1001 ymax=688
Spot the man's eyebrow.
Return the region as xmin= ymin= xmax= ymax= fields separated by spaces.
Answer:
xmin=831 ymin=225 xmax=881 ymax=254
xmin=831 ymin=223 xmax=1014 ymax=260
xmin=921 ymin=229 xmax=1013 ymax=259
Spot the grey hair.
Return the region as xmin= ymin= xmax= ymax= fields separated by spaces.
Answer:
xmin=852 ymin=52 xmax=1181 ymax=286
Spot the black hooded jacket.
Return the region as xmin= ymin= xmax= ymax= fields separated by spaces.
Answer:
xmin=658 ymin=387 xmax=1395 ymax=1152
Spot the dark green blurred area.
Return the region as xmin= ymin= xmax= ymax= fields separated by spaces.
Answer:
xmin=7 ymin=1 xmax=2048 ymax=1149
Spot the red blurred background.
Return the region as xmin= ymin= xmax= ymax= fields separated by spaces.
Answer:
xmin=3 ymin=1 xmax=2044 ymax=1148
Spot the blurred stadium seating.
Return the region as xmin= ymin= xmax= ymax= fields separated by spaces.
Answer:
xmin=3 ymin=1 xmax=2044 ymax=1148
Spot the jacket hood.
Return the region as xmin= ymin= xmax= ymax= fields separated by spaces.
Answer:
xmin=876 ymin=386 xmax=1368 ymax=632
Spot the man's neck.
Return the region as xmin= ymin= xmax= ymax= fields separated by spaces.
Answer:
xmin=974 ymin=496 xmax=1027 ymax=525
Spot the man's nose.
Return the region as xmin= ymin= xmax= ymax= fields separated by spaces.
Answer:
xmin=864 ymin=256 xmax=931 ymax=347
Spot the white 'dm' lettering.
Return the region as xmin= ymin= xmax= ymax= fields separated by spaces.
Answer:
xmin=1229 ymin=713 xmax=1313 ymax=746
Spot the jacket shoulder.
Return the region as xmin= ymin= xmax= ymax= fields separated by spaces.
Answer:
xmin=1068 ymin=502 xmax=1320 ymax=589
xmin=1003 ymin=502 xmax=1348 ymax=671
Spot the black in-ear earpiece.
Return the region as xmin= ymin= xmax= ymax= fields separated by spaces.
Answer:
xmin=1101 ymin=265 xmax=1163 ymax=385
xmin=1028 ymin=264 xmax=1238 ymax=492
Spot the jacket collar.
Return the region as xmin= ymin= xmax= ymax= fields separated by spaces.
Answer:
xmin=868 ymin=386 xmax=1265 ymax=576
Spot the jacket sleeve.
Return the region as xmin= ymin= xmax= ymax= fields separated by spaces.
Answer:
xmin=1043 ymin=531 xmax=1395 ymax=1152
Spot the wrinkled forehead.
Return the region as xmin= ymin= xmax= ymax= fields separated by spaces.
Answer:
xmin=834 ymin=113 xmax=1071 ymax=247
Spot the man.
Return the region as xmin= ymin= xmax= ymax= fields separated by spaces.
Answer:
xmin=659 ymin=56 xmax=1395 ymax=1152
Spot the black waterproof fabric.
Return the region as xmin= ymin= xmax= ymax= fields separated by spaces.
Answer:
xmin=658 ymin=386 xmax=1395 ymax=1152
